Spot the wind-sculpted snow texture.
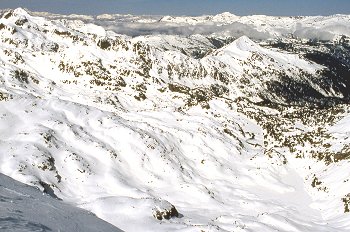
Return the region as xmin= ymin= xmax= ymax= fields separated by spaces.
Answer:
xmin=0 ymin=8 xmax=350 ymax=231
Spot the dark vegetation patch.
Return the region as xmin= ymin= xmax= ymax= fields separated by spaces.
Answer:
xmin=265 ymin=39 xmax=350 ymax=106
xmin=208 ymin=36 xmax=236 ymax=49
xmin=15 ymin=18 xmax=28 ymax=26
xmin=97 ymin=39 xmax=111 ymax=50
xmin=0 ymin=92 xmax=11 ymax=101
xmin=133 ymin=83 xmax=147 ymax=101
xmin=3 ymin=10 xmax=13 ymax=19
xmin=12 ymin=70 xmax=29 ymax=84
xmin=263 ymin=77 xmax=347 ymax=107
xmin=53 ymin=29 xmax=72 ymax=36
xmin=307 ymin=50 xmax=350 ymax=100
xmin=41 ymin=42 xmax=59 ymax=52
xmin=168 ymin=82 xmax=229 ymax=108
xmin=168 ymin=83 xmax=190 ymax=94
xmin=343 ymin=194 xmax=350 ymax=213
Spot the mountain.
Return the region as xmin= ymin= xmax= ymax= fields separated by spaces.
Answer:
xmin=0 ymin=7 xmax=350 ymax=231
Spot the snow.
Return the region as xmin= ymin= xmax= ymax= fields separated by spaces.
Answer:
xmin=0 ymin=7 xmax=349 ymax=232
xmin=0 ymin=173 xmax=121 ymax=232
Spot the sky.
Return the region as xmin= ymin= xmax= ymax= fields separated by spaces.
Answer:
xmin=0 ymin=0 xmax=349 ymax=16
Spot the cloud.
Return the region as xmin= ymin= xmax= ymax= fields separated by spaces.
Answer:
xmin=292 ymin=23 xmax=334 ymax=41
xmin=93 ymin=20 xmax=271 ymax=40
xmin=91 ymin=16 xmax=348 ymax=41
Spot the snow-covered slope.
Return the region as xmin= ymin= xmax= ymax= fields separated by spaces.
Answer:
xmin=0 ymin=173 xmax=121 ymax=231
xmin=0 ymin=8 xmax=350 ymax=232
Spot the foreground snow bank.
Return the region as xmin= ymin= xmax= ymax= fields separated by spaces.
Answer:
xmin=0 ymin=173 xmax=122 ymax=232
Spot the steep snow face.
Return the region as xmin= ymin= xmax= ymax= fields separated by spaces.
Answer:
xmin=0 ymin=173 xmax=121 ymax=232
xmin=0 ymin=8 xmax=350 ymax=232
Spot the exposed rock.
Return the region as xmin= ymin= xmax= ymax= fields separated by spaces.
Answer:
xmin=152 ymin=200 xmax=179 ymax=220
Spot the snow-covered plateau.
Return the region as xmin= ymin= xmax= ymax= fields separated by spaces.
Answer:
xmin=0 ymin=7 xmax=350 ymax=231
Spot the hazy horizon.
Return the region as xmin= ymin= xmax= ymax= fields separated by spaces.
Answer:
xmin=0 ymin=0 xmax=350 ymax=16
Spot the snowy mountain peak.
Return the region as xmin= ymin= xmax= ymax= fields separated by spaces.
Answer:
xmin=212 ymin=11 xmax=239 ymax=21
xmin=216 ymin=11 xmax=236 ymax=17
xmin=2 ymin=7 xmax=30 ymax=19
xmin=13 ymin=7 xmax=30 ymax=16
xmin=159 ymin=15 xmax=175 ymax=22
xmin=213 ymin=35 xmax=260 ymax=56
xmin=230 ymin=35 xmax=258 ymax=51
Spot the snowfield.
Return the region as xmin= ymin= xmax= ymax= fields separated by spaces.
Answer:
xmin=0 ymin=7 xmax=350 ymax=231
